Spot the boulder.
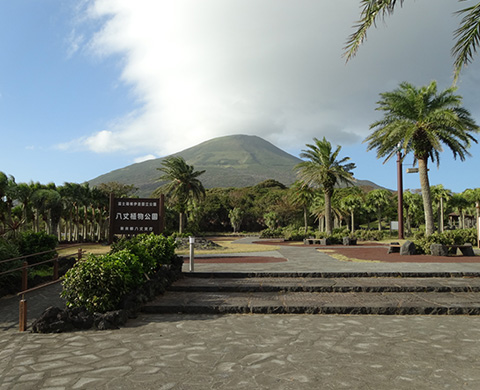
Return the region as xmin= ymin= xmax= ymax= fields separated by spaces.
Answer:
xmin=319 ymin=238 xmax=332 ymax=246
xmin=342 ymin=237 xmax=357 ymax=246
xmin=430 ymin=243 xmax=448 ymax=257
xmin=400 ymin=241 xmax=416 ymax=256
xmin=459 ymin=243 xmax=475 ymax=256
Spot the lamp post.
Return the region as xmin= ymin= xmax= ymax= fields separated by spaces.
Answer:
xmin=397 ymin=145 xmax=404 ymax=239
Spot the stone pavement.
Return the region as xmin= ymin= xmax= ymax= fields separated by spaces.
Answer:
xmin=2 ymin=237 xmax=480 ymax=389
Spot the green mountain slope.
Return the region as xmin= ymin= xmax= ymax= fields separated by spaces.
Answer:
xmin=88 ymin=134 xmax=384 ymax=196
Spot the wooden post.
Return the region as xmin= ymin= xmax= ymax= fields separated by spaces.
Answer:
xmin=19 ymin=297 xmax=27 ymax=332
xmin=77 ymin=248 xmax=83 ymax=262
xmin=53 ymin=256 xmax=59 ymax=280
xmin=21 ymin=261 xmax=28 ymax=291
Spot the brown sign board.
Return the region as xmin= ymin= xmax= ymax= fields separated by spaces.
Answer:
xmin=109 ymin=194 xmax=165 ymax=242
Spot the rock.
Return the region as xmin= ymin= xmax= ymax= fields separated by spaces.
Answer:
xmin=319 ymin=238 xmax=331 ymax=246
xmin=94 ymin=310 xmax=128 ymax=331
xmin=459 ymin=243 xmax=475 ymax=256
xmin=343 ymin=237 xmax=357 ymax=246
xmin=430 ymin=243 xmax=448 ymax=257
xmin=400 ymin=241 xmax=416 ymax=256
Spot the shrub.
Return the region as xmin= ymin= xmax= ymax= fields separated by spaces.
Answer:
xmin=0 ymin=238 xmax=21 ymax=295
xmin=111 ymin=233 xmax=177 ymax=274
xmin=61 ymin=250 xmax=143 ymax=313
xmin=259 ymin=228 xmax=283 ymax=239
xmin=16 ymin=231 xmax=57 ymax=266
xmin=62 ymin=233 xmax=178 ymax=313
xmin=413 ymin=228 xmax=477 ymax=255
xmin=353 ymin=229 xmax=386 ymax=242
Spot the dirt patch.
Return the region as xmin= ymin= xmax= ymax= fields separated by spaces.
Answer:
xmin=183 ymin=256 xmax=287 ymax=264
xmin=320 ymin=246 xmax=480 ymax=263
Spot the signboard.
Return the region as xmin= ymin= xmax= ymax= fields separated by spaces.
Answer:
xmin=109 ymin=194 xmax=165 ymax=242
xmin=390 ymin=221 xmax=399 ymax=231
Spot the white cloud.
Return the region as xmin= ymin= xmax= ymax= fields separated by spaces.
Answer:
xmin=133 ymin=154 xmax=156 ymax=163
xmin=70 ymin=0 xmax=475 ymax=157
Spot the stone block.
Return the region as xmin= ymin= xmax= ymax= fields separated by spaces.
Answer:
xmin=400 ymin=240 xmax=416 ymax=256
xmin=459 ymin=243 xmax=475 ymax=256
xmin=343 ymin=237 xmax=357 ymax=246
xmin=430 ymin=243 xmax=448 ymax=257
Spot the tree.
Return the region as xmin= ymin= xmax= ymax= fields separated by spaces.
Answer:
xmin=450 ymin=193 xmax=470 ymax=229
xmin=463 ymin=187 xmax=480 ymax=220
xmin=289 ymin=181 xmax=315 ymax=234
xmin=366 ymin=189 xmax=393 ymax=231
xmin=228 ymin=207 xmax=244 ymax=233
xmin=154 ymin=156 xmax=205 ymax=234
xmin=364 ymin=81 xmax=479 ymax=235
xmin=430 ymin=185 xmax=452 ymax=233
xmin=341 ymin=187 xmax=364 ymax=233
xmin=403 ymin=190 xmax=423 ymax=235
xmin=296 ymin=138 xmax=355 ymax=235
xmin=344 ymin=0 xmax=480 ymax=81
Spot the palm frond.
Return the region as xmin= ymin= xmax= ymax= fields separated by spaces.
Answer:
xmin=344 ymin=0 xmax=403 ymax=61
xmin=452 ymin=2 xmax=480 ymax=82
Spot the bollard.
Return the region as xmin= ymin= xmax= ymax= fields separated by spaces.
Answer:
xmin=189 ymin=236 xmax=195 ymax=272
xmin=19 ymin=296 xmax=27 ymax=332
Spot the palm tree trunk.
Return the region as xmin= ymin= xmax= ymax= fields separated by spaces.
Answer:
xmin=324 ymin=192 xmax=333 ymax=235
xmin=351 ymin=210 xmax=355 ymax=233
xmin=303 ymin=206 xmax=308 ymax=234
xmin=179 ymin=212 xmax=184 ymax=234
xmin=439 ymin=197 xmax=444 ymax=233
xmin=418 ymin=158 xmax=434 ymax=236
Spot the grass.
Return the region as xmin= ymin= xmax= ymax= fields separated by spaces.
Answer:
xmin=57 ymin=243 xmax=111 ymax=258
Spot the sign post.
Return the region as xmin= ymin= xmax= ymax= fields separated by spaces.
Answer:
xmin=109 ymin=194 xmax=165 ymax=243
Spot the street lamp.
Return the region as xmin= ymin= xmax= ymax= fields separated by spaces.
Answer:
xmin=397 ymin=143 xmax=404 ymax=239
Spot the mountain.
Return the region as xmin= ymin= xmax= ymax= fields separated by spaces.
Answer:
xmin=88 ymin=134 xmax=384 ymax=196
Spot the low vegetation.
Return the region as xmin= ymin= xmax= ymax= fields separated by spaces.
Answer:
xmin=61 ymin=233 xmax=177 ymax=313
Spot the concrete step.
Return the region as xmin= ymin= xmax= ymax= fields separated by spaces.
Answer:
xmin=141 ymin=272 xmax=480 ymax=316
xmin=169 ymin=276 xmax=480 ymax=293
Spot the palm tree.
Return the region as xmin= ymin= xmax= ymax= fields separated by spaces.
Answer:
xmin=339 ymin=187 xmax=364 ymax=233
xmin=296 ymin=137 xmax=355 ymax=235
xmin=450 ymin=193 xmax=470 ymax=229
xmin=403 ymin=190 xmax=423 ymax=236
xmin=366 ymin=189 xmax=393 ymax=231
xmin=289 ymin=181 xmax=315 ymax=234
xmin=364 ymin=81 xmax=479 ymax=235
xmin=430 ymin=185 xmax=452 ymax=233
xmin=154 ymin=156 xmax=205 ymax=234
xmin=344 ymin=1 xmax=480 ymax=81
xmin=463 ymin=188 xmax=480 ymax=221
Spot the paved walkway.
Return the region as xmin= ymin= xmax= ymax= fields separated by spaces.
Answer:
xmin=2 ymin=238 xmax=480 ymax=389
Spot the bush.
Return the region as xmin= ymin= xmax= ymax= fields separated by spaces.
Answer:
xmin=353 ymin=229 xmax=386 ymax=242
xmin=111 ymin=233 xmax=176 ymax=274
xmin=16 ymin=231 xmax=57 ymax=266
xmin=413 ymin=228 xmax=477 ymax=255
xmin=259 ymin=228 xmax=284 ymax=239
xmin=0 ymin=238 xmax=21 ymax=295
xmin=62 ymin=233 xmax=178 ymax=313
xmin=61 ymin=250 xmax=143 ymax=313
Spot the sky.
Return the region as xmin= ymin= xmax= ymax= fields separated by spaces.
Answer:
xmin=1 ymin=0 xmax=480 ymax=193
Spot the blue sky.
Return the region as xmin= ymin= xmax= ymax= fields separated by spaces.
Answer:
xmin=1 ymin=1 xmax=480 ymax=193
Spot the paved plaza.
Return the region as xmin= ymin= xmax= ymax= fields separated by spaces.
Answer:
xmin=1 ymin=237 xmax=480 ymax=389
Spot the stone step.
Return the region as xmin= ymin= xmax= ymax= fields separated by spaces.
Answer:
xmin=169 ymin=276 xmax=480 ymax=293
xmin=141 ymin=272 xmax=480 ymax=316
xmin=142 ymin=290 xmax=480 ymax=315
